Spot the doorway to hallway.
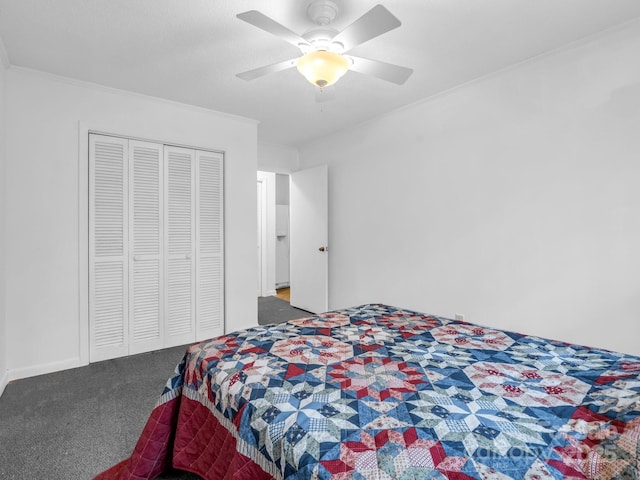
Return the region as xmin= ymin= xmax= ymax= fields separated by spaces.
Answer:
xmin=257 ymin=165 xmax=328 ymax=314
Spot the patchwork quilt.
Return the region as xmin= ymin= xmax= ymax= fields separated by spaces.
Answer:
xmin=96 ymin=304 xmax=640 ymax=480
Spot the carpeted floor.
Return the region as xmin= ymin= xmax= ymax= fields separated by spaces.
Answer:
xmin=258 ymin=295 xmax=311 ymax=325
xmin=0 ymin=297 xmax=310 ymax=480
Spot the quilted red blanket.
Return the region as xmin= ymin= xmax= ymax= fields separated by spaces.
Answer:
xmin=95 ymin=304 xmax=640 ymax=479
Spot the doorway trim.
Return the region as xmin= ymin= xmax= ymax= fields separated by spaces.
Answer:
xmin=256 ymin=171 xmax=276 ymax=297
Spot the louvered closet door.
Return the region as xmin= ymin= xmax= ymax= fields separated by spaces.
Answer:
xmin=196 ymin=150 xmax=224 ymax=339
xmin=89 ymin=134 xmax=129 ymax=362
xmin=128 ymin=141 xmax=164 ymax=354
xmin=164 ymin=146 xmax=196 ymax=347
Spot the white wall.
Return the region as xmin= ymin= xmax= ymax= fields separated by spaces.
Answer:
xmin=299 ymin=21 xmax=640 ymax=356
xmin=0 ymin=44 xmax=8 ymax=395
xmin=5 ymin=67 xmax=258 ymax=380
xmin=257 ymin=142 xmax=299 ymax=173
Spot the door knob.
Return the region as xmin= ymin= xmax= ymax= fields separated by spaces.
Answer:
xmin=318 ymin=246 xmax=327 ymax=252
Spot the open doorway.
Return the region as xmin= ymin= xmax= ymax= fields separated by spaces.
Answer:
xmin=257 ymin=166 xmax=329 ymax=316
xmin=257 ymin=171 xmax=310 ymax=325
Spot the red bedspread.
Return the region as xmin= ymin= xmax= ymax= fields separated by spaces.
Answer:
xmin=95 ymin=392 xmax=272 ymax=480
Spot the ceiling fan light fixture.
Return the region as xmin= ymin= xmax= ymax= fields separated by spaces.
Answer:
xmin=296 ymin=50 xmax=350 ymax=88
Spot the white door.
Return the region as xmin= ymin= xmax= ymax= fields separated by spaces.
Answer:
xmin=164 ymin=146 xmax=196 ymax=347
xmin=129 ymin=140 xmax=164 ymax=354
xmin=89 ymin=135 xmax=129 ymax=362
xmin=90 ymin=134 xmax=224 ymax=361
xmin=290 ymin=165 xmax=328 ymax=313
xmin=195 ymin=150 xmax=224 ymax=340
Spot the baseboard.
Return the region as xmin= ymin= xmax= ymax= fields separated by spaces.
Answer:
xmin=8 ymin=357 xmax=83 ymax=383
xmin=0 ymin=369 xmax=8 ymax=398
xmin=275 ymin=283 xmax=290 ymax=289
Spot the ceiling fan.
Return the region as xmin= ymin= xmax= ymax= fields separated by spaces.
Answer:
xmin=236 ymin=1 xmax=413 ymax=89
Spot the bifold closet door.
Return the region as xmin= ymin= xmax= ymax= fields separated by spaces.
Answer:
xmin=90 ymin=135 xmax=224 ymax=361
xmin=164 ymin=146 xmax=197 ymax=347
xmin=163 ymin=148 xmax=225 ymax=345
xmin=128 ymin=140 xmax=164 ymax=354
xmin=89 ymin=135 xmax=129 ymax=362
xmin=196 ymin=150 xmax=224 ymax=340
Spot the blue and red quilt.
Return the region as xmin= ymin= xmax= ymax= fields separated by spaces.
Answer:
xmin=96 ymin=304 xmax=640 ymax=479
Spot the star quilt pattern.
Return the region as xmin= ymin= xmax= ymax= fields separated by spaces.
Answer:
xmin=96 ymin=304 xmax=640 ymax=480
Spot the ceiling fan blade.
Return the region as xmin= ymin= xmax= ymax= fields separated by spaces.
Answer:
xmin=347 ymin=56 xmax=413 ymax=85
xmin=237 ymin=58 xmax=298 ymax=81
xmin=331 ymin=5 xmax=401 ymax=52
xmin=237 ymin=10 xmax=310 ymax=50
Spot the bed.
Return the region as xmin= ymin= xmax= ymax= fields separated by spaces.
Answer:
xmin=96 ymin=304 xmax=640 ymax=479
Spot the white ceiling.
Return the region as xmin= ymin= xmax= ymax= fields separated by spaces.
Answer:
xmin=1 ymin=0 xmax=639 ymax=147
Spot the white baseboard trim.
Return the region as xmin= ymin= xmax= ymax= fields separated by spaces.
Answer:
xmin=0 ymin=369 xmax=9 ymax=398
xmin=8 ymin=357 xmax=83 ymax=383
xmin=266 ymin=289 xmax=277 ymax=297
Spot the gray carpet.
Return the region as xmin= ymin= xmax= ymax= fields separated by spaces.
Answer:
xmin=0 ymin=297 xmax=310 ymax=480
xmin=258 ymin=295 xmax=311 ymax=325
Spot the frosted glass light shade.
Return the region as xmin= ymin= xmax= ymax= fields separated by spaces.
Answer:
xmin=296 ymin=51 xmax=350 ymax=88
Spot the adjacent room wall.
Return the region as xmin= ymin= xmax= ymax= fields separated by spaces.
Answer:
xmin=275 ymin=174 xmax=290 ymax=289
xmin=0 ymin=43 xmax=8 ymax=395
xmin=5 ymin=67 xmax=259 ymax=380
xmin=299 ymin=21 xmax=640 ymax=356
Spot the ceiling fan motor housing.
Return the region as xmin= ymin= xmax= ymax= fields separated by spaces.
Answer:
xmin=302 ymin=28 xmax=341 ymax=53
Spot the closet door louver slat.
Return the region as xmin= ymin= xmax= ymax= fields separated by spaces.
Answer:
xmin=93 ymin=263 xmax=126 ymax=348
xmin=167 ymin=260 xmax=193 ymax=336
xmin=89 ymin=135 xmax=129 ymax=362
xmin=129 ymin=141 xmax=164 ymax=354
